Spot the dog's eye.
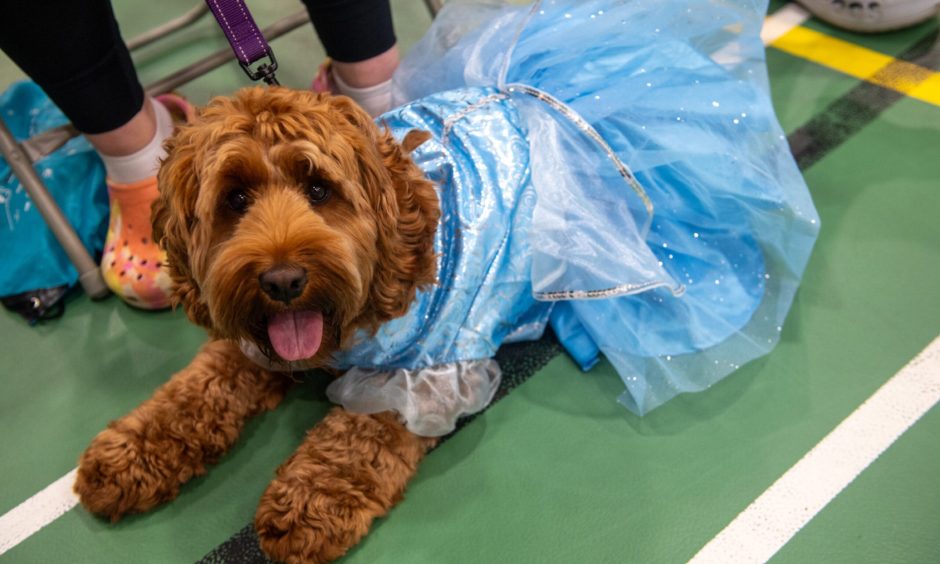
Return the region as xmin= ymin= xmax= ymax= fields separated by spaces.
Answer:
xmin=307 ymin=184 xmax=330 ymax=205
xmin=226 ymin=189 xmax=250 ymax=214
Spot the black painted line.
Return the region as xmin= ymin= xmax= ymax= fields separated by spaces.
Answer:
xmin=788 ymin=28 xmax=940 ymax=170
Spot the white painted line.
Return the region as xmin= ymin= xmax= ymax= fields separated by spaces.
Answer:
xmin=761 ymin=3 xmax=811 ymax=45
xmin=690 ymin=335 xmax=940 ymax=564
xmin=714 ymin=3 xmax=806 ymax=65
xmin=0 ymin=467 xmax=79 ymax=555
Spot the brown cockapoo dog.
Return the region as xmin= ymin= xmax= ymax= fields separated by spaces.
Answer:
xmin=74 ymin=87 xmax=441 ymax=563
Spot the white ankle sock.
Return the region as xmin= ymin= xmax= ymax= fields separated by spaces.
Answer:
xmin=332 ymin=72 xmax=393 ymax=117
xmin=101 ymin=98 xmax=175 ymax=184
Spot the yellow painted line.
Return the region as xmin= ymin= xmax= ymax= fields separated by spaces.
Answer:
xmin=771 ymin=25 xmax=940 ymax=107
xmin=909 ymin=71 xmax=940 ymax=104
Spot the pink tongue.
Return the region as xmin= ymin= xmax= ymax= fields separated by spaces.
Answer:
xmin=267 ymin=310 xmax=324 ymax=361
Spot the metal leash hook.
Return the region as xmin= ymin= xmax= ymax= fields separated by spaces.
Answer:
xmin=240 ymin=49 xmax=280 ymax=86
xmin=205 ymin=0 xmax=281 ymax=86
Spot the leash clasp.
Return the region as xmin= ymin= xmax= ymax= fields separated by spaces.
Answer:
xmin=239 ymin=49 xmax=280 ymax=86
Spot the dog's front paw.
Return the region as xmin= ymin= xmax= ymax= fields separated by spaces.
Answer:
xmin=74 ymin=340 xmax=291 ymax=522
xmin=74 ymin=423 xmax=193 ymax=520
xmin=254 ymin=472 xmax=378 ymax=564
xmin=254 ymin=409 xmax=434 ymax=563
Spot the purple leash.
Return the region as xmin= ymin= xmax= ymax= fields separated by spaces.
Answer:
xmin=205 ymin=0 xmax=280 ymax=85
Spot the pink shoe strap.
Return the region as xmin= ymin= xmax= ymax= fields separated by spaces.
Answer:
xmin=311 ymin=59 xmax=338 ymax=95
xmin=155 ymin=93 xmax=196 ymax=123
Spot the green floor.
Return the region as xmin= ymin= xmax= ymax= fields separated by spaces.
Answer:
xmin=2 ymin=2 xmax=939 ymax=563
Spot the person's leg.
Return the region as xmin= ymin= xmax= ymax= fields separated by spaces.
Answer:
xmin=302 ymin=0 xmax=399 ymax=115
xmin=85 ymin=101 xmax=157 ymax=158
xmin=0 ymin=0 xmax=180 ymax=308
xmin=332 ymin=45 xmax=399 ymax=89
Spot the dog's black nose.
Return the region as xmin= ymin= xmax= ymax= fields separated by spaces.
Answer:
xmin=259 ymin=265 xmax=307 ymax=304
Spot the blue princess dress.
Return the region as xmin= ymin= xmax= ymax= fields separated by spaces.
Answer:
xmin=321 ymin=0 xmax=820 ymax=435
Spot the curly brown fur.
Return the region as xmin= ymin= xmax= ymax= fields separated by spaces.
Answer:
xmin=255 ymin=409 xmax=437 ymax=563
xmin=75 ymin=340 xmax=291 ymax=519
xmin=151 ymin=87 xmax=439 ymax=359
xmin=78 ymin=87 xmax=442 ymax=562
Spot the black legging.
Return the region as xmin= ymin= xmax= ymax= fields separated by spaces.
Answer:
xmin=0 ymin=0 xmax=396 ymax=134
xmin=304 ymin=0 xmax=396 ymax=65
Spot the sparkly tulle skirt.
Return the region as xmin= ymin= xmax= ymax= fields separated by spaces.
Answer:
xmin=329 ymin=0 xmax=819 ymax=424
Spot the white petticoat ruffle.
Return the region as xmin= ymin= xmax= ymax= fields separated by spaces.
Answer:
xmin=326 ymin=360 xmax=502 ymax=437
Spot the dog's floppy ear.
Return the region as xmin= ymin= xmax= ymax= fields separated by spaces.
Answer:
xmin=152 ymin=125 xmax=214 ymax=329
xmin=327 ymin=96 xmax=440 ymax=327
xmin=400 ymin=130 xmax=431 ymax=154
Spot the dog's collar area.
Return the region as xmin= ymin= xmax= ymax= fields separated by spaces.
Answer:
xmin=239 ymin=336 xmax=502 ymax=437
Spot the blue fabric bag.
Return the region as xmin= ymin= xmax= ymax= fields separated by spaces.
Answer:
xmin=0 ymin=81 xmax=108 ymax=300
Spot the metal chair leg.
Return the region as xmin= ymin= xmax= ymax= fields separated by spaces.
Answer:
xmin=423 ymin=0 xmax=443 ymax=17
xmin=126 ymin=3 xmax=211 ymax=52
